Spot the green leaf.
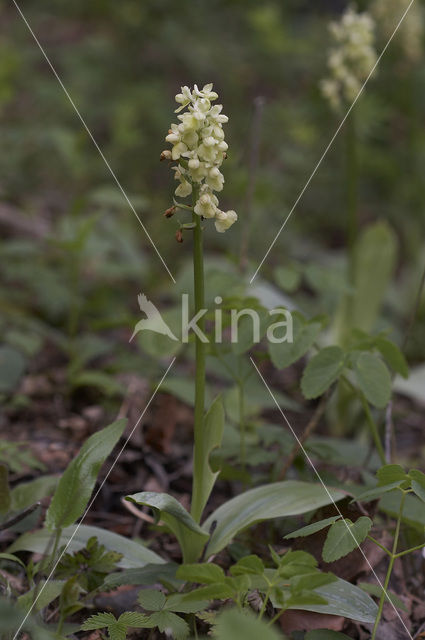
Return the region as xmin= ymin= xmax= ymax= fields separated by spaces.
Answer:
xmin=204 ymin=481 xmax=345 ymax=556
xmin=354 ymin=352 xmax=391 ymax=409
xmin=274 ymin=265 xmax=302 ymax=293
xmin=355 ymin=482 xmax=402 ymax=503
xmin=45 ymin=419 xmax=126 ymax=529
xmin=176 ymin=562 xmax=225 ymax=584
xmin=108 ymin=621 xmax=128 ymax=640
xmin=195 ymin=396 xmax=225 ymax=519
xmin=335 ymin=222 xmax=397 ymax=337
xmin=104 ymin=563 xmax=179 ymax=589
xmin=380 ymin=491 xmax=425 ymax=532
xmin=375 ymin=337 xmax=408 ymax=379
xmin=0 ymin=345 xmax=26 ymax=392
xmin=137 ymin=589 xmax=166 ymax=611
xmin=0 ymin=463 xmax=11 ymax=514
xmin=0 ymin=552 xmax=26 ymax=568
xmin=358 ymin=582 xmax=407 ymax=612
xmin=377 ymin=464 xmax=407 ymax=486
xmin=10 ymin=475 xmax=58 ymax=511
xmin=288 ymin=577 xmax=378 ymax=622
xmin=125 ymin=492 xmax=208 ymax=562
xmin=269 ymin=315 xmax=321 ymax=370
xmin=230 ymin=554 xmax=265 ymax=576
xmin=18 ymin=580 xmax=65 ymax=613
xmin=291 ymin=572 xmax=336 ymax=593
xmin=164 ymin=593 xmax=208 ymax=613
xmin=148 ymin=610 xmax=189 ymax=640
xmin=408 ymin=469 xmax=425 ymax=503
xmin=9 ymin=524 xmax=164 ymax=569
xmin=322 ymin=517 xmax=372 ymax=563
xmin=81 ymin=612 xmax=117 ymax=630
xmin=178 ymin=583 xmax=235 ymax=603
xmin=301 ymin=346 xmax=345 ymax=399
xmin=232 ymin=307 xmax=269 ymax=356
xmin=214 ymin=609 xmax=281 ymax=640
xmin=118 ymin=611 xmax=150 ymax=627
xmin=284 ymin=516 xmax=341 ymax=539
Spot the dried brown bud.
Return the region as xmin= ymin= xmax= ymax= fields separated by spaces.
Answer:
xmin=175 ymin=229 xmax=183 ymax=243
xmin=160 ymin=149 xmax=172 ymax=162
xmin=223 ymin=152 xmax=228 ymax=160
xmin=164 ymin=206 xmax=176 ymax=218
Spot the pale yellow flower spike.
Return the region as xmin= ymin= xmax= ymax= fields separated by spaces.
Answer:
xmin=164 ymin=83 xmax=237 ymax=233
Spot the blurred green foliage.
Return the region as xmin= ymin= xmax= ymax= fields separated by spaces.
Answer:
xmin=1 ymin=0 xmax=425 ymax=397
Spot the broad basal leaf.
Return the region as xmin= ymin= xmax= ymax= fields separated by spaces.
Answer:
xmin=9 ymin=524 xmax=164 ymax=568
xmin=18 ymin=580 xmax=65 ymax=613
xmin=204 ymin=481 xmax=345 ymax=556
xmin=125 ymin=492 xmax=208 ymax=562
xmin=288 ymin=576 xmax=378 ymax=623
xmin=322 ymin=517 xmax=372 ymax=563
xmin=45 ymin=419 xmax=126 ymax=530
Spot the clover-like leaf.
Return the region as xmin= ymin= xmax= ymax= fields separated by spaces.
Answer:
xmin=322 ymin=517 xmax=372 ymax=563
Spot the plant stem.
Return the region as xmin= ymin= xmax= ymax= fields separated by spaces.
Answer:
xmin=190 ymin=185 xmax=206 ymax=524
xmin=238 ymin=379 xmax=246 ymax=473
xmin=346 ymin=111 xmax=358 ymax=268
xmin=395 ymin=541 xmax=425 ymax=559
xmin=367 ymin=535 xmax=392 ymax=558
xmin=371 ymin=491 xmax=406 ymax=640
xmin=359 ymin=393 xmax=386 ymax=465
xmin=258 ymin=585 xmax=272 ymax=620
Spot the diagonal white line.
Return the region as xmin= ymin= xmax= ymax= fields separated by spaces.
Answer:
xmin=11 ymin=0 xmax=176 ymax=284
xmin=12 ymin=357 xmax=176 ymax=640
xmin=250 ymin=357 xmax=413 ymax=639
xmin=250 ymin=0 xmax=416 ymax=284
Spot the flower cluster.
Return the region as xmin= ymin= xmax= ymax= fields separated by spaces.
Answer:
xmin=371 ymin=0 xmax=423 ymax=64
xmin=320 ymin=6 xmax=377 ymax=111
xmin=163 ymin=83 xmax=237 ymax=233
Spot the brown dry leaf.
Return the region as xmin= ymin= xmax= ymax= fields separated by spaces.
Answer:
xmin=279 ymin=610 xmax=345 ymax=634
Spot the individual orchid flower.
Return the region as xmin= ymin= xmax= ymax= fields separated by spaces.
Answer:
xmin=215 ymin=210 xmax=237 ymax=233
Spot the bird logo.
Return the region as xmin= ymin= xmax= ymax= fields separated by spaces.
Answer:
xmin=129 ymin=293 xmax=179 ymax=342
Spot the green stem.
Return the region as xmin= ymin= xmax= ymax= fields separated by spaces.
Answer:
xmin=371 ymin=491 xmax=406 ymax=640
xmin=359 ymin=393 xmax=386 ymax=465
xmin=395 ymin=541 xmax=425 ymax=559
xmin=238 ymin=379 xmax=246 ymax=473
xmin=367 ymin=535 xmax=392 ymax=558
xmin=346 ymin=111 xmax=358 ymax=267
xmin=258 ymin=585 xmax=272 ymax=620
xmin=190 ymin=185 xmax=206 ymax=524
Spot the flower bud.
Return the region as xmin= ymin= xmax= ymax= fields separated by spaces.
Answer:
xmin=175 ymin=229 xmax=183 ymax=243
xmin=164 ymin=206 xmax=176 ymax=218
